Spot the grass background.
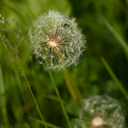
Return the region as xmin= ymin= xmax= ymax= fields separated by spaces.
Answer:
xmin=0 ymin=0 xmax=128 ymax=127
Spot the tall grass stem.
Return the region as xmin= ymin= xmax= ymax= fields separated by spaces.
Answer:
xmin=21 ymin=70 xmax=48 ymax=128
xmin=22 ymin=0 xmax=36 ymax=21
xmin=100 ymin=15 xmax=128 ymax=56
xmin=0 ymin=66 xmax=8 ymax=121
xmin=101 ymin=57 xmax=128 ymax=101
xmin=4 ymin=119 xmax=9 ymax=128
xmin=63 ymin=69 xmax=82 ymax=107
xmin=29 ymin=116 xmax=62 ymax=128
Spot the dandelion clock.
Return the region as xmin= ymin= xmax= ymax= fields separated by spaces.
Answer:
xmin=28 ymin=11 xmax=85 ymax=70
xmin=73 ymin=95 xmax=125 ymax=128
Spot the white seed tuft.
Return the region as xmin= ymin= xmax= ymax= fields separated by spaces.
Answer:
xmin=28 ymin=11 xmax=86 ymax=70
xmin=80 ymin=95 xmax=125 ymax=128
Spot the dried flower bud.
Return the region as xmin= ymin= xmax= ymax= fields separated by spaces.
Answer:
xmin=28 ymin=11 xmax=85 ymax=70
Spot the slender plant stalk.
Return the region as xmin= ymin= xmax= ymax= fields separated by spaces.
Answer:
xmin=100 ymin=15 xmax=128 ymax=56
xmin=56 ymin=51 xmax=82 ymax=107
xmin=101 ymin=57 xmax=128 ymax=101
xmin=48 ymin=70 xmax=71 ymax=128
xmin=0 ymin=97 xmax=9 ymax=128
xmin=2 ymin=34 xmax=48 ymax=127
xmin=21 ymin=69 xmax=48 ymax=128
xmin=0 ymin=96 xmax=8 ymax=122
xmin=22 ymin=0 xmax=36 ymax=20
xmin=0 ymin=66 xmax=8 ymax=121
xmin=41 ymin=49 xmax=71 ymax=128
xmin=63 ymin=69 xmax=82 ymax=107
xmin=15 ymin=70 xmax=26 ymax=103
xmin=67 ymin=71 xmax=82 ymax=100
xmin=29 ymin=116 xmax=63 ymax=128
xmin=22 ymin=1 xmax=71 ymax=127
xmin=4 ymin=119 xmax=9 ymax=128
xmin=0 ymin=91 xmax=8 ymax=127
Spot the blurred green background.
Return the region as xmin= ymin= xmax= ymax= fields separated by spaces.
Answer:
xmin=0 ymin=0 xmax=128 ymax=128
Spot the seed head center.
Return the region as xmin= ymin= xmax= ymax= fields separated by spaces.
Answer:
xmin=49 ymin=41 xmax=57 ymax=47
xmin=92 ymin=117 xmax=104 ymax=127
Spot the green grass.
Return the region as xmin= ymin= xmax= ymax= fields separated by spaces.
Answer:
xmin=0 ymin=0 xmax=128 ymax=127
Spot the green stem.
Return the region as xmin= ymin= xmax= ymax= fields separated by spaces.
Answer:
xmin=41 ymin=49 xmax=71 ymax=128
xmin=23 ymin=1 xmax=71 ymax=127
xmin=0 ymin=97 xmax=9 ymax=127
xmin=21 ymin=70 xmax=48 ymax=128
xmin=56 ymin=51 xmax=82 ymax=107
xmin=29 ymin=116 xmax=63 ymax=128
xmin=63 ymin=69 xmax=82 ymax=107
xmin=21 ymin=2 xmax=47 ymax=127
xmin=22 ymin=0 xmax=36 ymax=21
xmin=100 ymin=15 xmax=128 ymax=55
xmin=101 ymin=57 xmax=128 ymax=101
xmin=48 ymin=70 xmax=72 ymax=128
xmin=0 ymin=66 xmax=8 ymax=121
xmin=4 ymin=119 xmax=9 ymax=128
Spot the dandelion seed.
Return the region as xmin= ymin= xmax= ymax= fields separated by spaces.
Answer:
xmin=28 ymin=11 xmax=85 ymax=70
xmin=73 ymin=95 xmax=125 ymax=128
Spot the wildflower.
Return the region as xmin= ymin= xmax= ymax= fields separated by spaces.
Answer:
xmin=73 ymin=95 xmax=125 ymax=128
xmin=28 ymin=11 xmax=85 ymax=70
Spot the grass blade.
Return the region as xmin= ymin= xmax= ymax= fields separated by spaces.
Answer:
xmin=0 ymin=65 xmax=8 ymax=121
xmin=63 ymin=69 xmax=82 ymax=107
xmin=100 ymin=15 xmax=128 ymax=55
xmin=29 ymin=117 xmax=63 ymax=128
xmin=101 ymin=57 xmax=128 ymax=101
xmin=22 ymin=72 xmax=48 ymax=128
xmin=4 ymin=119 xmax=9 ymax=128
xmin=0 ymin=66 xmax=5 ymax=107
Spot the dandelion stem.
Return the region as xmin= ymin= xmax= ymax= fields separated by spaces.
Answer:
xmin=48 ymin=70 xmax=72 ymax=128
xmin=101 ymin=57 xmax=128 ymax=101
xmin=41 ymin=49 xmax=71 ymax=128
xmin=23 ymin=2 xmax=71 ymax=127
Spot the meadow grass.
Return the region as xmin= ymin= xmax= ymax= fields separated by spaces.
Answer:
xmin=0 ymin=0 xmax=128 ymax=128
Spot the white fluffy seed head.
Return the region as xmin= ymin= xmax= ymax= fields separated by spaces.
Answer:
xmin=80 ymin=95 xmax=125 ymax=128
xmin=73 ymin=95 xmax=125 ymax=128
xmin=28 ymin=11 xmax=86 ymax=70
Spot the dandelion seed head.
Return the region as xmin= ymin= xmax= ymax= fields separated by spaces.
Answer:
xmin=78 ymin=95 xmax=125 ymax=128
xmin=73 ymin=95 xmax=125 ymax=128
xmin=28 ymin=11 xmax=85 ymax=70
